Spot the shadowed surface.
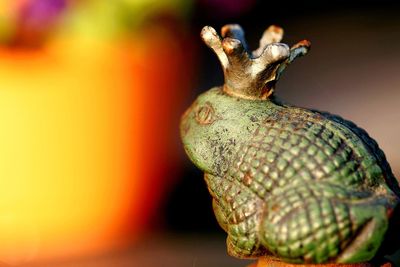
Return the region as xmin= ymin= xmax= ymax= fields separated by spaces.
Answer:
xmin=14 ymin=235 xmax=252 ymax=267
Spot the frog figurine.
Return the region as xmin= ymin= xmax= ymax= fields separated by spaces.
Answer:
xmin=180 ymin=24 xmax=400 ymax=265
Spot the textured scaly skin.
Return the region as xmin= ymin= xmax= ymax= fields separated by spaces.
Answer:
xmin=203 ymin=104 xmax=398 ymax=264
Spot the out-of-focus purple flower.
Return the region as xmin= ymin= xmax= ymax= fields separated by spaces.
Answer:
xmin=19 ymin=0 xmax=67 ymax=29
xmin=12 ymin=0 xmax=68 ymax=47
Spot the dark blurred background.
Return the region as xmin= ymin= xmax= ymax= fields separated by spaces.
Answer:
xmin=0 ymin=0 xmax=399 ymax=266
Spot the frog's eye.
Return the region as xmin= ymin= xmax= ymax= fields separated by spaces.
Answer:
xmin=195 ymin=102 xmax=216 ymax=125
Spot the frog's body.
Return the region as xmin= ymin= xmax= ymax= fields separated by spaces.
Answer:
xmin=180 ymin=25 xmax=400 ymax=264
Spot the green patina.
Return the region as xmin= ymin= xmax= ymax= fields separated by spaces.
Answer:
xmin=180 ymin=24 xmax=400 ymax=264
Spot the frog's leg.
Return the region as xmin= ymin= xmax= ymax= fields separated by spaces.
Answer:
xmin=225 ymin=197 xmax=267 ymax=259
xmin=259 ymin=182 xmax=389 ymax=264
xmin=335 ymin=203 xmax=388 ymax=263
xmin=205 ymin=173 xmax=266 ymax=258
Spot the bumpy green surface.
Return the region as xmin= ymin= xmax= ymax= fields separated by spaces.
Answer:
xmin=180 ymin=87 xmax=400 ymax=264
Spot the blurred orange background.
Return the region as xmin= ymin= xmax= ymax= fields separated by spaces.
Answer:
xmin=0 ymin=0 xmax=195 ymax=265
xmin=0 ymin=1 xmax=399 ymax=267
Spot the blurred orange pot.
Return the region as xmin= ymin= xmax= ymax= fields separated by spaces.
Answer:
xmin=0 ymin=25 xmax=193 ymax=264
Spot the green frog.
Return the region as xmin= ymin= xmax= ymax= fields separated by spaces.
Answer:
xmin=180 ymin=24 xmax=400 ymax=264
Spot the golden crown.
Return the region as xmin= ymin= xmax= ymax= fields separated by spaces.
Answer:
xmin=201 ymin=24 xmax=311 ymax=99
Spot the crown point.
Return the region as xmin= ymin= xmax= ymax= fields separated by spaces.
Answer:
xmin=287 ymin=40 xmax=311 ymax=63
xmin=253 ymin=25 xmax=285 ymax=57
xmin=200 ymin=26 xmax=219 ymax=44
xmin=261 ymin=25 xmax=284 ymax=44
xmin=201 ymin=25 xmax=229 ymax=68
xmin=221 ymin=24 xmax=243 ymax=38
xmin=222 ymin=38 xmax=243 ymax=55
xmin=293 ymin=39 xmax=311 ymax=49
xmin=269 ymin=25 xmax=284 ymax=35
xmin=221 ymin=24 xmax=248 ymax=51
xmin=269 ymin=43 xmax=290 ymax=61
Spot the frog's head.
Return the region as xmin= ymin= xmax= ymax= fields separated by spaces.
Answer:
xmin=181 ymin=87 xmax=262 ymax=176
xmin=180 ymin=24 xmax=310 ymax=176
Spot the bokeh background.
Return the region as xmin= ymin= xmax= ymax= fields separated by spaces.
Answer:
xmin=0 ymin=0 xmax=399 ymax=266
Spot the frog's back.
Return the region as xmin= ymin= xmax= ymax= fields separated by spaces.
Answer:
xmin=228 ymin=106 xmax=398 ymax=200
